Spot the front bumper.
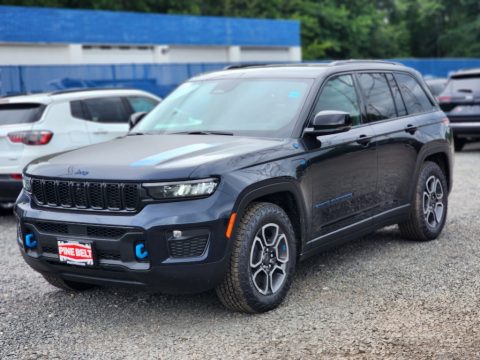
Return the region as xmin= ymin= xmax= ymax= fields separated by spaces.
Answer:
xmin=0 ymin=177 xmax=22 ymax=204
xmin=15 ymin=190 xmax=235 ymax=294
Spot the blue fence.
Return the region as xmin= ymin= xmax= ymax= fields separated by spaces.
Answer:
xmin=2 ymin=59 xmax=480 ymax=98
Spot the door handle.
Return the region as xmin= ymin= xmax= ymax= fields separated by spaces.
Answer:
xmin=356 ymin=134 xmax=372 ymax=146
xmin=93 ymin=131 xmax=108 ymax=135
xmin=405 ymin=124 xmax=418 ymax=134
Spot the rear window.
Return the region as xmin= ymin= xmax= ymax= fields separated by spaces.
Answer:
xmin=447 ymin=76 xmax=480 ymax=93
xmin=0 ymin=103 xmax=45 ymax=125
xmin=394 ymin=73 xmax=436 ymax=114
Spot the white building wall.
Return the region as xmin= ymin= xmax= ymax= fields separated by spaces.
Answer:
xmin=0 ymin=43 xmax=301 ymax=65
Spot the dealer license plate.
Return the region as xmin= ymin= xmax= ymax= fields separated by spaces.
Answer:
xmin=57 ymin=240 xmax=94 ymax=266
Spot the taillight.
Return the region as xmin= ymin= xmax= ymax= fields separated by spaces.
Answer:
xmin=10 ymin=174 xmax=22 ymax=180
xmin=437 ymin=95 xmax=452 ymax=103
xmin=7 ymin=131 xmax=53 ymax=145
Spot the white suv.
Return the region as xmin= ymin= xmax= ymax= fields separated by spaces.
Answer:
xmin=0 ymin=88 xmax=161 ymax=208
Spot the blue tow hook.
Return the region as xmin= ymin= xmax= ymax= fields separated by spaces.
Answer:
xmin=25 ymin=234 xmax=37 ymax=249
xmin=135 ymin=243 xmax=149 ymax=260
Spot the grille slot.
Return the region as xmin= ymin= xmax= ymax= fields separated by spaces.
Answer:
xmin=32 ymin=221 xmax=128 ymax=239
xmin=86 ymin=226 xmax=127 ymax=239
xmin=36 ymin=222 xmax=69 ymax=235
xmin=168 ymin=236 xmax=208 ymax=258
xmin=31 ymin=178 xmax=141 ymax=213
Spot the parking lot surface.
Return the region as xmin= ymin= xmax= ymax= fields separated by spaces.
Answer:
xmin=1 ymin=144 xmax=479 ymax=359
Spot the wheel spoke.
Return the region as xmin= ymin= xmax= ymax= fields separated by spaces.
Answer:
xmin=423 ymin=192 xmax=430 ymax=214
xmin=274 ymin=234 xmax=289 ymax=264
xmin=434 ymin=203 xmax=444 ymax=223
xmin=269 ymin=263 xmax=287 ymax=294
xmin=252 ymin=268 xmax=269 ymax=295
xmin=261 ymin=223 xmax=279 ymax=247
xmin=426 ymin=176 xmax=436 ymax=194
xmin=250 ymin=236 xmax=264 ymax=269
xmin=435 ymin=179 xmax=444 ymax=200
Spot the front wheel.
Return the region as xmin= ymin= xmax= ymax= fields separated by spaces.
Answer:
xmin=216 ymin=202 xmax=297 ymax=313
xmin=399 ymin=161 xmax=448 ymax=241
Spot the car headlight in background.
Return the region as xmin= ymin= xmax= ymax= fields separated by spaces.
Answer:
xmin=22 ymin=175 xmax=32 ymax=193
xmin=143 ymin=178 xmax=219 ymax=200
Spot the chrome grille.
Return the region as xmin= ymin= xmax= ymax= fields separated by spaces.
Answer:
xmin=31 ymin=178 xmax=141 ymax=212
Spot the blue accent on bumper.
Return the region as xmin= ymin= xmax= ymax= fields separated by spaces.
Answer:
xmin=135 ymin=243 xmax=149 ymax=260
xmin=25 ymin=233 xmax=37 ymax=249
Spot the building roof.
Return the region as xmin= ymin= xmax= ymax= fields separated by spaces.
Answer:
xmin=0 ymin=6 xmax=300 ymax=47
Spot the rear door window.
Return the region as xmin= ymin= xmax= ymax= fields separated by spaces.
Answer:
xmin=394 ymin=73 xmax=435 ymax=114
xmin=70 ymin=97 xmax=130 ymax=123
xmin=0 ymin=103 xmax=45 ymax=125
xmin=386 ymin=73 xmax=407 ymax=117
xmin=357 ymin=73 xmax=397 ymax=122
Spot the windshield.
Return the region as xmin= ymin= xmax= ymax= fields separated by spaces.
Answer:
xmin=133 ymin=78 xmax=313 ymax=137
xmin=0 ymin=103 xmax=45 ymax=125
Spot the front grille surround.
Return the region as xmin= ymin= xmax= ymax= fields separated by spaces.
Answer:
xmin=31 ymin=177 xmax=141 ymax=213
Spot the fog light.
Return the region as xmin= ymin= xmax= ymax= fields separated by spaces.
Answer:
xmin=135 ymin=243 xmax=149 ymax=260
xmin=25 ymin=233 xmax=37 ymax=249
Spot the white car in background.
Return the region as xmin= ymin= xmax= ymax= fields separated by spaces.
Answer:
xmin=0 ymin=88 xmax=161 ymax=208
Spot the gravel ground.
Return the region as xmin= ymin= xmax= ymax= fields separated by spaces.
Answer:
xmin=1 ymin=144 xmax=480 ymax=359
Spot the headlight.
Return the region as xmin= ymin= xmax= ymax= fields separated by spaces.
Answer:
xmin=22 ymin=175 xmax=32 ymax=193
xmin=143 ymin=178 xmax=219 ymax=200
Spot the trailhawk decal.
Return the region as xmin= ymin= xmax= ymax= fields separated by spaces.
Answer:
xmin=130 ymin=143 xmax=216 ymax=167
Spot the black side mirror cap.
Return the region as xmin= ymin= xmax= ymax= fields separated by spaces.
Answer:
xmin=129 ymin=112 xmax=147 ymax=130
xmin=304 ymin=110 xmax=352 ymax=136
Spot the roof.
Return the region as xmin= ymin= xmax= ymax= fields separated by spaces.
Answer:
xmin=193 ymin=61 xmax=409 ymax=81
xmin=0 ymin=6 xmax=300 ymax=47
xmin=0 ymin=88 xmax=160 ymax=104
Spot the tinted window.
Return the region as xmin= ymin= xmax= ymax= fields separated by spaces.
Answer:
xmin=386 ymin=73 xmax=407 ymax=117
xmin=312 ymin=75 xmax=361 ymax=126
xmin=358 ymin=73 xmax=397 ymax=121
xmin=127 ymin=96 xmax=159 ymax=113
xmin=0 ymin=103 xmax=45 ymax=125
xmin=73 ymin=97 xmax=129 ymax=123
xmin=394 ymin=73 xmax=435 ymax=114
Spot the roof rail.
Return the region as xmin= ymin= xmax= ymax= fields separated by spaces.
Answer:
xmin=49 ymin=87 xmax=139 ymax=96
xmin=223 ymin=63 xmax=270 ymax=70
xmin=329 ymin=59 xmax=403 ymax=66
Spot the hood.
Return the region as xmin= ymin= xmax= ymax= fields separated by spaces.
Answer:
xmin=26 ymin=134 xmax=301 ymax=181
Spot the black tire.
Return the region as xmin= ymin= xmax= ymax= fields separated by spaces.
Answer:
xmin=454 ymin=137 xmax=465 ymax=152
xmin=216 ymin=202 xmax=297 ymax=313
xmin=399 ymin=161 xmax=448 ymax=241
xmin=42 ymin=273 xmax=96 ymax=291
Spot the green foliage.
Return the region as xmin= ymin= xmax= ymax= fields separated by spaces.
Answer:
xmin=1 ymin=0 xmax=479 ymax=58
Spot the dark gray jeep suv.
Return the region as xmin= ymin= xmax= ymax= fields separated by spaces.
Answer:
xmin=16 ymin=61 xmax=453 ymax=313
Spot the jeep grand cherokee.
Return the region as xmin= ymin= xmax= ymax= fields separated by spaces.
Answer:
xmin=15 ymin=61 xmax=453 ymax=313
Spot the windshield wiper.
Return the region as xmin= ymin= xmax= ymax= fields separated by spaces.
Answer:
xmin=172 ymin=130 xmax=234 ymax=136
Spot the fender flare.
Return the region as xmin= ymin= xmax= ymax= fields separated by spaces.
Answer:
xmin=408 ymin=140 xmax=453 ymax=201
xmin=230 ymin=178 xmax=309 ymax=254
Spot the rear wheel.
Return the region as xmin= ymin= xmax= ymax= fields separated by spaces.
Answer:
xmin=399 ymin=161 xmax=448 ymax=241
xmin=42 ymin=273 xmax=96 ymax=291
xmin=216 ymin=202 xmax=297 ymax=313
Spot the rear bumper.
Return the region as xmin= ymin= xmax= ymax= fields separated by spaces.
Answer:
xmin=15 ymin=190 xmax=236 ymax=294
xmin=0 ymin=178 xmax=22 ymax=204
xmin=449 ymin=121 xmax=480 ymax=138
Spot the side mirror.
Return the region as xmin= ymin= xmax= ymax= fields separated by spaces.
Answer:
xmin=129 ymin=112 xmax=147 ymax=130
xmin=304 ymin=110 xmax=352 ymax=136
